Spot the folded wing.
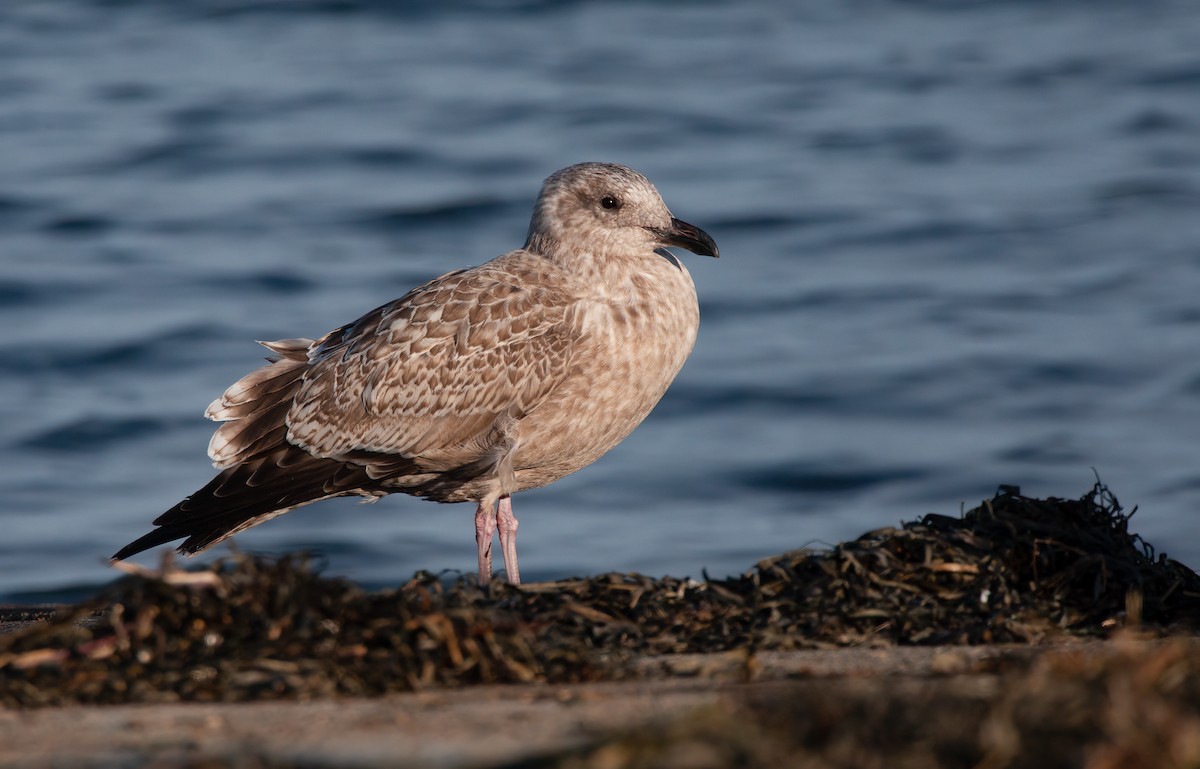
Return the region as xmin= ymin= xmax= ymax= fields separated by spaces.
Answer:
xmin=113 ymin=260 xmax=584 ymax=559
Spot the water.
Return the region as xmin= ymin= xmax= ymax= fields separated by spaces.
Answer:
xmin=3 ymin=0 xmax=1199 ymax=601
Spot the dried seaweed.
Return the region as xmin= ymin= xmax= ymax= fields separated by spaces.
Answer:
xmin=486 ymin=482 xmax=1199 ymax=652
xmin=1 ymin=483 xmax=1197 ymax=707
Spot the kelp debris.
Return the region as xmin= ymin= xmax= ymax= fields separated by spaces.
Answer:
xmin=0 ymin=483 xmax=1197 ymax=707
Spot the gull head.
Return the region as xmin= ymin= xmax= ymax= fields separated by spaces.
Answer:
xmin=525 ymin=162 xmax=718 ymax=262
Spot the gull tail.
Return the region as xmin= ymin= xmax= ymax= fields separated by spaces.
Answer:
xmin=112 ymin=336 xmax=376 ymax=562
xmin=112 ymin=447 xmax=376 ymax=561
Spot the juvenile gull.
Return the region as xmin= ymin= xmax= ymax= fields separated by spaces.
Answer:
xmin=112 ymin=162 xmax=718 ymax=585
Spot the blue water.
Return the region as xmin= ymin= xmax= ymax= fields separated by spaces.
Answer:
xmin=3 ymin=0 xmax=1200 ymax=601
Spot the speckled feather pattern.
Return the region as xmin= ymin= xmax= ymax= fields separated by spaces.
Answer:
xmin=114 ymin=163 xmax=712 ymax=560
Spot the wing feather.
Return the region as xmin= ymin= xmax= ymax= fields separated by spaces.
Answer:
xmin=112 ymin=257 xmax=583 ymax=563
xmin=286 ymin=259 xmax=582 ymax=465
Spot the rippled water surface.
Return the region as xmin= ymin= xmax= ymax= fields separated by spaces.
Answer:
xmin=3 ymin=0 xmax=1200 ymax=600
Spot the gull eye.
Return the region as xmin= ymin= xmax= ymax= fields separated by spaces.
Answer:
xmin=600 ymin=195 xmax=620 ymax=210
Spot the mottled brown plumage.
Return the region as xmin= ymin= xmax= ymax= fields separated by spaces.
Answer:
xmin=113 ymin=162 xmax=718 ymax=584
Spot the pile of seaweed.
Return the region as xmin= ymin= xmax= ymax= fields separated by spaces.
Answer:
xmin=1 ymin=483 xmax=1197 ymax=707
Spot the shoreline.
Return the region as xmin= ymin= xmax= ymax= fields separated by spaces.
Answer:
xmin=3 ymin=485 xmax=1198 ymax=767
xmin=1 ymin=639 xmax=1196 ymax=768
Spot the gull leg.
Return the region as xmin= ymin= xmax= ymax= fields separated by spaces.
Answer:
xmin=496 ymin=495 xmax=520 ymax=585
xmin=475 ymin=499 xmax=498 ymax=587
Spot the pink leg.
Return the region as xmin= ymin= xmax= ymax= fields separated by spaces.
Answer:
xmin=496 ymin=495 xmax=520 ymax=585
xmin=474 ymin=499 xmax=497 ymax=587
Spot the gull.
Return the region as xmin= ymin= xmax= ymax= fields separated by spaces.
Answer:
xmin=112 ymin=162 xmax=718 ymax=586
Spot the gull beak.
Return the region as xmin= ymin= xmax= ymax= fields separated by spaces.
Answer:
xmin=651 ymin=218 xmax=720 ymax=258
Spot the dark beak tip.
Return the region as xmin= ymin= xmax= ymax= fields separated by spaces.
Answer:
xmin=661 ymin=218 xmax=720 ymax=259
xmin=693 ymin=233 xmax=719 ymax=259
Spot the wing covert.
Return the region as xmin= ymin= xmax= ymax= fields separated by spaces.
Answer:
xmin=285 ymin=262 xmax=583 ymax=462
